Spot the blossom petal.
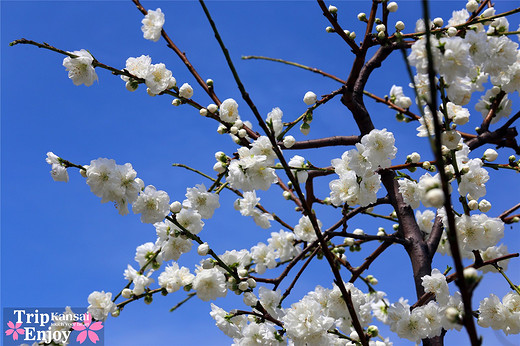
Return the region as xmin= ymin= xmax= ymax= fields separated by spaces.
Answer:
xmin=76 ymin=330 xmax=88 ymax=344
xmin=88 ymin=330 xmax=100 ymax=344
xmin=89 ymin=321 xmax=104 ymax=331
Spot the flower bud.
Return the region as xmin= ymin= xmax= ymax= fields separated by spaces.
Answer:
xmin=377 ymin=31 xmax=386 ymax=39
xmin=433 ymin=17 xmax=444 ymax=27
xmin=463 ymin=267 xmax=479 ymax=284
xmin=367 ymin=325 xmax=379 ymax=337
xmin=144 ymin=295 xmax=153 ymax=305
xmin=483 ymin=148 xmax=498 ymax=162
xmin=468 ymin=199 xmax=478 ymax=210
xmin=466 ymin=0 xmax=478 ymax=12
xmin=303 ymin=91 xmax=317 ymax=105
xmin=283 ymin=191 xmax=292 ymax=200
xmin=328 ymin=5 xmax=338 ymax=14
xmin=213 ymin=162 xmax=226 ymax=174
xmin=353 ymin=228 xmax=364 ymax=236
xmin=478 ymin=199 xmax=491 ymax=213
xmin=206 ymin=78 xmax=214 ymax=87
xmin=172 ymin=98 xmax=182 ymax=106
xmin=387 ymin=2 xmax=398 ymax=12
xmin=125 ymin=81 xmax=138 ymax=92
xmin=238 ymin=269 xmax=248 ymax=278
xmin=326 ymin=26 xmax=334 ymax=33
xmin=199 ymin=108 xmax=208 ymax=116
xmin=482 ymin=7 xmax=495 ymax=18
xmin=350 ymin=331 xmax=360 ymax=341
xmin=422 ymin=161 xmax=431 ymax=170
xmin=111 ymin=309 xmax=120 ymax=317
xmin=349 ymin=31 xmax=356 ymax=39
xmin=247 ymin=278 xmax=257 ymax=288
xmin=80 ymin=168 xmax=88 ymax=178
xmin=376 ymin=24 xmax=386 ymax=32
xmin=122 ymin=288 xmax=133 ymax=299
xmin=230 ymin=126 xmax=238 ymax=135
xmin=344 ymin=237 xmax=354 ymax=246
xmin=409 ymin=152 xmax=421 ymax=163
xmin=343 ymin=30 xmax=350 ymax=36
xmin=197 ymin=243 xmax=210 ymax=256
xmin=179 ymin=83 xmax=194 ymax=99
xmin=217 ymin=124 xmax=227 ymax=134
xmin=393 ymin=224 xmax=399 ymax=230
xmin=207 ymin=103 xmax=218 ymax=113
xmin=377 ymin=228 xmax=386 ymax=237
xmin=283 ymin=135 xmax=296 ymax=148
xmin=447 ymin=27 xmax=458 ymax=36
xmin=238 ymin=129 xmax=247 ymax=138
xmin=357 ymin=12 xmax=367 ymax=22
xmin=300 ymin=122 xmax=311 ymax=135
xmin=170 ymin=201 xmax=182 ymax=213
xmin=395 ymin=21 xmax=405 ymax=31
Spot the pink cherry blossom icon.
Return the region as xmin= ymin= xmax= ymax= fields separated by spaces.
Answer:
xmin=72 ymin=313 xmax=103 ymax=344
xmin=5 ymin=321 xmax=24 ymax=341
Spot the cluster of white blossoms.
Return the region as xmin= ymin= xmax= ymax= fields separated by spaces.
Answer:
xmin=226 ymin=145 xmax=278 ymax=191
xmin=121 ymin=55 xmax=177 ymax=95
xmin=478 ymin=292 xmax=520 ymax=334
xmin=234 ymin=191 xmax=274 ymax=229
xmin=62 ymin=49 xmax=98 ymax=87
xmin=42 ymin=1 xmax=520 ymax=344
xmin=329 ymin=129 xmax=396 ymax=207
xmin=141 ymin=8 xmax=165 ymax=42
xmin=407 ymin=7 xmax=519 ymax=118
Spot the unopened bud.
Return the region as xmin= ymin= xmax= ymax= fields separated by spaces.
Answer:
xmin=144 ymin=295 xmax=153 ymax=305
xmin=357 ymin=12 xmax=367 ymax=21
xmin=328 ymin=5 xmax=338 ymax=14
xmin=207 ymin=103 xmax=218 ymax=113
xmin=125 ymin=81 xmax=138 ymax=92
xmin=199 ymin=108 xmax=208 ymax=116
xmin=478 ymin=199 xmax=491 ymax=213
xmin=300 ymin=122 xmax=311 ymax=135
xmin=326 ymin=26 xmax=334 ymax=33
xmin=422 ymin=161 xmax=431 ymax=169
xmin=206 ymin=78 xmax=214 ymax=86
xmin=122 ymin=288 xmax=133 ymax=299
xmin=466 ymin=0 xmax=478 ymax=13
xmin=197 ymin=243 xmax=210 ymax=256
xmin=447 ymin=27 xmax=458 ymax=36
xmin=170 ymin=201 xmax=182 ymax=213
xmin=283 ymin=191 xmax=292 ymax=200
xmin=395 ymin=21 xmax=405 ymax=31
xmin=463 ymin=267 xmax=479 ymax=283
xmin=303 ymin=91 xmax=317 ymax=105
xmin=172 ymin=98 xmax=182 ymax=106
xmin=283 ymin=135 xmax=296 ymax=148
xmin=387 ymin=2 xmax=398 ymax=12
xmin=433 ymin=17 xmax=444 ymax=27
xmin=367 ymin=325 xmax=379 ymax=337
xmin=483 ymin=148 xmax=498 ymax=162
xmin=247 ymin=278 xmax=256 ymax=288
xmin=468 ymin=199 xmax=479 ymax=210
xmin=376 ymin=24 xmax=386 ymax=32
xmin=344 ymin=237 xmax=355 ymax=246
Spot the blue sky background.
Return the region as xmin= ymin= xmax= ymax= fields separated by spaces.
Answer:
xmin=1 ymin=1 xmax=519 ymax=345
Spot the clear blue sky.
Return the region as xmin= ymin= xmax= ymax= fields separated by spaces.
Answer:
xmin=2 ymin=1 xmax=519 ymax=345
